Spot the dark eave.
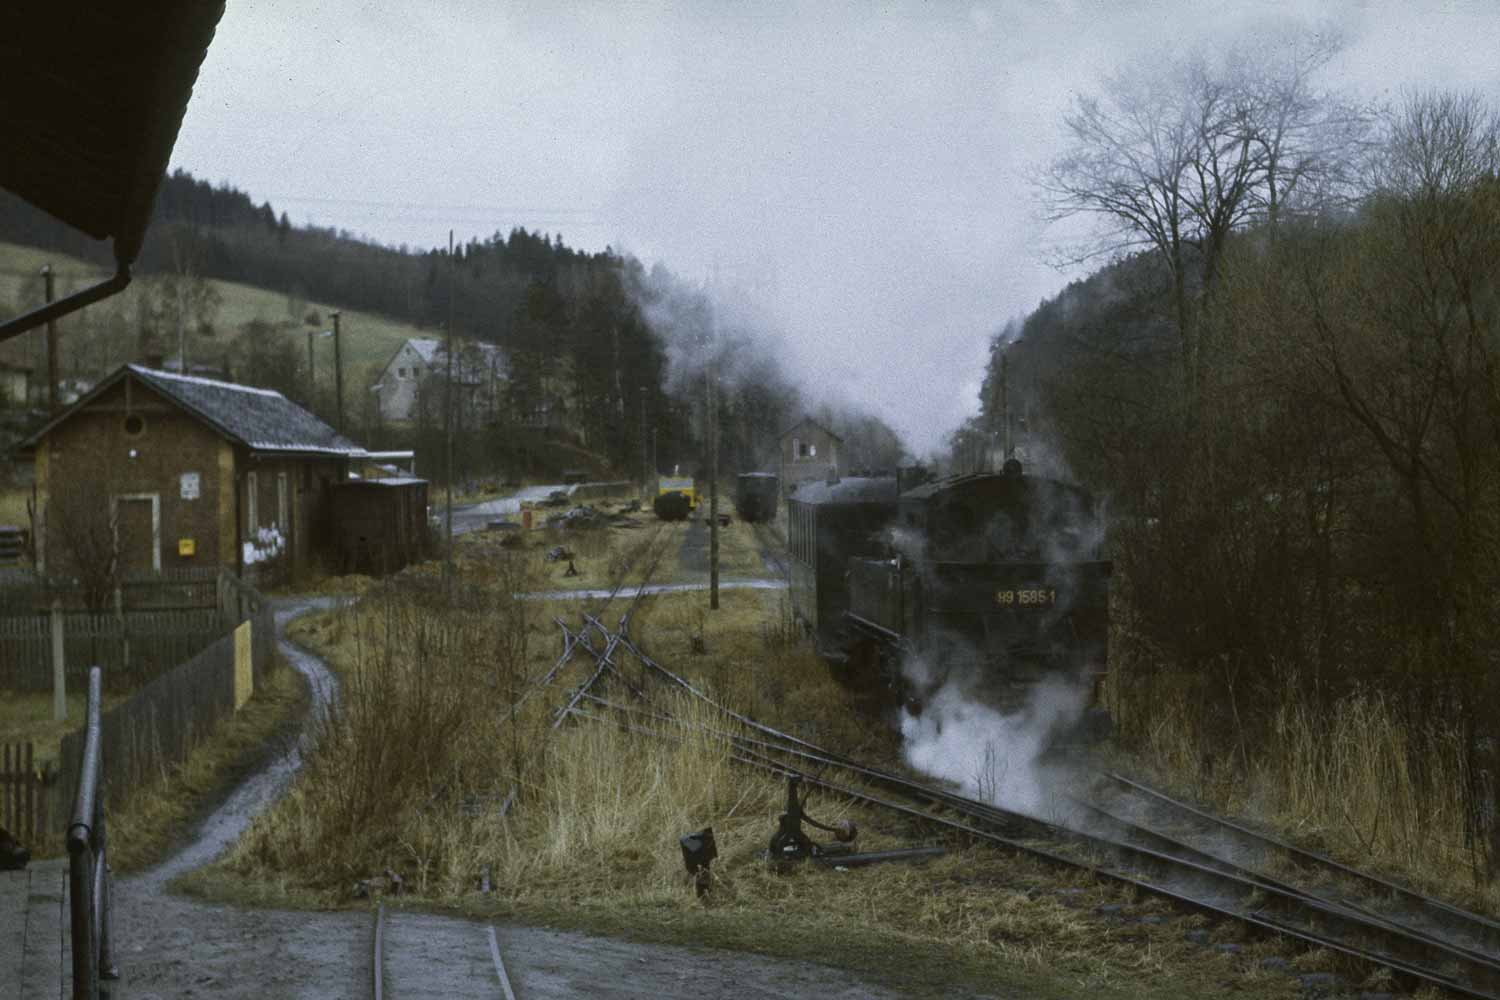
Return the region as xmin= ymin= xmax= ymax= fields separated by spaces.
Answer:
xmin=0 ymin=4 xmax=226 ymax=342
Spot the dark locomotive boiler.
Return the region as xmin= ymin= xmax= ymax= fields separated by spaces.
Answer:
xmin=788 ymin=462 xmax=1111 ymax=714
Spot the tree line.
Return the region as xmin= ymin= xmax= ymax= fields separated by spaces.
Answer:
xmin=0 ymin=171 xmax=908 ymax=486
xmin=966 ymin=29 xmax=1500 ymax=879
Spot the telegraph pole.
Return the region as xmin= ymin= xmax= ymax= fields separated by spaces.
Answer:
xmin=40 ymin=265 xmax=59 ymax=411
xmin=306 ymin=329 xmax=316 ymax=400
xmin=443 ymin=229 xmax=455 ymax=591
xmin=331 ymin=309 xmax=344 ymax=434
xmin=708 ymin=325 xmax=720 ymax=611
xmin=640 ymin=385 xmax=649 ymax=496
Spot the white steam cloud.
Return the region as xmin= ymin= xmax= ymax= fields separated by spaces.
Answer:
xmin=900 ymin=669 xmax=1089 ymax=820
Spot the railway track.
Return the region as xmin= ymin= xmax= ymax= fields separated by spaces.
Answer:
xmin=749 ymin=520 xmax=790 ymax=579
xmin=555 ymin=618 xmax=1500 ymax=1000
xmin=371 ymin=901 xmax=518 ymax=999
xmin=1086 ymin=771 xmax=1500 ymax=964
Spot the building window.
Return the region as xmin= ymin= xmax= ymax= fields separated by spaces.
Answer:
xmin=246 ymin=471 xmax=258 ymax=530
xmin=809 ymin=443 xmax=817 ymax=458
xmin=793 ymin=437 xmax=803 ymax=460
xmin=277 ymin=472 xmax=289 ymax=530
xmin=123 ymin=413 xmax=146 ymax=437
xmin=398 ymin=367 xmax=407 ymax=378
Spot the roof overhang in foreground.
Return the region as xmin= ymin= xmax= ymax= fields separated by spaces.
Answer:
xmin=0 ymin=3 xmax=227 ymax=344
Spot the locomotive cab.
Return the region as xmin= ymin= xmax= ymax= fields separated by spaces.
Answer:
xmin=845 ymin=466 xmax=1112 ymax=714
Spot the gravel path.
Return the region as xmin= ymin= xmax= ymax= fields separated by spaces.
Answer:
xmin=100 ymin=595 xmax=912 ymax=999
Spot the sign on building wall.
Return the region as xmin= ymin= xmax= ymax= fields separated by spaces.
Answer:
xmin=180 ymin=471 xmax=200 ymax=500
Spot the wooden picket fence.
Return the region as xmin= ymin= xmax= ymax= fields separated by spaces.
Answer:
xmin=0 ymin=608 xmax=223 ymax=693
xmin=1 ymin=741 xmax=46 ymax=845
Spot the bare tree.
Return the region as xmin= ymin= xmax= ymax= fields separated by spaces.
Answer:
xmin=1038 ymin=28 xmax=1363 ymax=399
xmin=1235 ymin=28 xmax=1374 ymax=230
xmin=45 ymin=477 xmax=123 ymax=611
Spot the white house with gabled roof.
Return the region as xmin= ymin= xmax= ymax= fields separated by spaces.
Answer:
xmin=371 ymin=337 xmax=508 ymax=425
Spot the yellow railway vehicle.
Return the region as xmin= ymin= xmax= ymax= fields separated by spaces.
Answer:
xmin=658 ymin=476 xmax=698 ymax=510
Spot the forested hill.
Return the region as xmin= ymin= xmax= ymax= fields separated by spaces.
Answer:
xmin=0 ymin=170 xmax=909 ymax=482
xmin=0 ymin=169 xmax=596 ymax=335
xmin=960 ymin=80 xmax=1500 ymax=862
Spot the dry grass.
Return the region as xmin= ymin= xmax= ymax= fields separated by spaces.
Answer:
xmin=0 ymin=689 xmax=130 ymax=768
xmin=0 ymin=240 xmax=422 ymax=407
xmin=704 ymin=515 xmax=776 ymax=578
xmin=106 ymin=655 xmax=307 ymax=872
xmin=0 ymin=486 xmax=30 ymax=527
xmin=1107 ymin=669 xmax=1500 ymax=918
xmin=201 ymin=580 xmax=1328 ymax=999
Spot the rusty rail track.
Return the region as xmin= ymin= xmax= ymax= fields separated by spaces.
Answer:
xmin=558 ymin=618 xmax=1500 ymax=1000
xmin=1089 ymin=771 xmax=1500 ymax=964
xmin=370 ymin=902 xmax=518 ymax=998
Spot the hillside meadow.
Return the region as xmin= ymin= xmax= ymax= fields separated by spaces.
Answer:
xmin=0 ymin=240 xmax=424 ymax=399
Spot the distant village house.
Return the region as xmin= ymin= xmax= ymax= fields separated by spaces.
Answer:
xmin=371 ymin=337 xmax=507 ymax=425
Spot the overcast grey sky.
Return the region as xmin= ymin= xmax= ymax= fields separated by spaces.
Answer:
xmin=170 ymin=1 xmax=1500 ymax=455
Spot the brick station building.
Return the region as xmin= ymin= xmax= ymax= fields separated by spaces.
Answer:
xmin=20 ymin=364 xmax=366 ymax=578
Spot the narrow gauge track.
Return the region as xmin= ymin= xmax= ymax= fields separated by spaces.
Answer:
xmin=491 ymin=521 xmax=674 ymax=815
xmin=555 ymin=620 xmax=1500 ymax=1000
xmin=371 ymin=902 xmax=518 ymax=999
xmin=1087 ymin=771 xmax=1500 ymax=963
xmin=749 ymin=520 xmax=790 ymax=579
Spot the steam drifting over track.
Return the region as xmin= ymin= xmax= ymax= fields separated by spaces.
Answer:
xmin=543 ymin=615 xmax=1500 ymax=1000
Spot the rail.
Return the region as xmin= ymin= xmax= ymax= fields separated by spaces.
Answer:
xmin=561 ymin=617 xmax=1500 ymax=1000
xmin=66 ymin=666 xmax=118 ymax=998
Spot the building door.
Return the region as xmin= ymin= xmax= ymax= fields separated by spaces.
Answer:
xmin=114 ymin=494 xmax=160 ymax=575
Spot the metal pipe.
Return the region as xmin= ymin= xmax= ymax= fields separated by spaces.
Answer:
xmin=67 ymin=666 xmax=117 ymax=997
xmin=0 ymin=265 xmax=131 ymax=345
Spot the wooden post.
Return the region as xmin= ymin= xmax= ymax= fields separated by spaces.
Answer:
xmin=115 ymin=585 xmax=129 ymax=678
xmin=332 ymin=309 xmax=345 ymax=434
xmin=50 ymin=598 xmax=65 ymax=721
xmin=42 ymin=264 xmax=59 ymax=412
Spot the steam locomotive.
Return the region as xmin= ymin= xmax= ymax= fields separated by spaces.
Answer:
xmin=786 ymin=462 xmax=1111 ymax=712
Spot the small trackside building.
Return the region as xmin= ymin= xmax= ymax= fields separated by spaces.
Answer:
xmin=779 ymin=417 xmax=842 ymax=496
xmin=19 ymin=364 xmax=367 ymax=579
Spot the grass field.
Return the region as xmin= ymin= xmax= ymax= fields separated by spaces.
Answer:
xmin=0 ymin=485 xmax=29 ymax=527
xmin=0 ymin=689 xmax=129 ymax=769
xmin=0 ymin=240 xmax=426 ymax=402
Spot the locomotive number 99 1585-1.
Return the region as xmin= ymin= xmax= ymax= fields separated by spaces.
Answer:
xmin=995 ymin=588 xmax=1057 ymax=607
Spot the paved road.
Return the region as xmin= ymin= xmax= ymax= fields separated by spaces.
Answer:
xmin=450 ymin=484 xmax=567 ymax=535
